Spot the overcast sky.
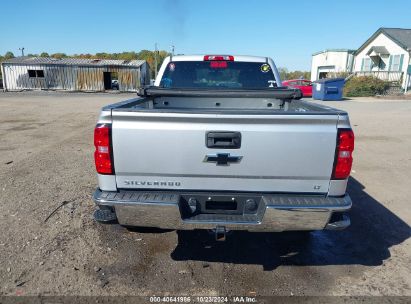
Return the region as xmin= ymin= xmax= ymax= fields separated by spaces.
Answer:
xmin=2 ymin=0 xmax=411 ymax=70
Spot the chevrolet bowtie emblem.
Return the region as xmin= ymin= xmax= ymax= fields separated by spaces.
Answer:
xmin=204 ymin=153 xmax=243 ymax=166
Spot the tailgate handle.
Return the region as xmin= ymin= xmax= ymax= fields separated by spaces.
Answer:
xmin=206 ymin=131 xmax=241 ymax=149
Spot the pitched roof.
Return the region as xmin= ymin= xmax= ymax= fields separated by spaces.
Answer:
xmin=1 ymin=56 xmax=146 ymax=67
xmin=356 ymin=28 xmax=411 ymax=54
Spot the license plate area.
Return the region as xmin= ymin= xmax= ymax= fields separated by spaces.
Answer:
xmin=205 ymin=200 xmax=237 ymax=211
xmin=179 ymin=193 xmax=263 ymax=219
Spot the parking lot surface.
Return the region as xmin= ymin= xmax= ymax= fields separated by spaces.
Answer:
xmin=0 ymin=92 xmax=410 ymax=296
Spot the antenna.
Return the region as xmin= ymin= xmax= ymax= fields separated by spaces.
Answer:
xmin=18 ymin=47 xmax=25 ymax=57
xmin=170 ymin=45 xmax=175 ymax=61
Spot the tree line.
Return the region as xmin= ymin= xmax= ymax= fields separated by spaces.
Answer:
xmin=1 ymin=51 xmax=311 ymax=81
xmin=278 ymin=67 xmax=311 ymax=81
xmin=0 ymin=50 xmax=170 ymax=79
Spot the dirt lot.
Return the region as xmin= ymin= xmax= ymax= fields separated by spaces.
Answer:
xmin=0 ymin=91 xmax=410 ymax=297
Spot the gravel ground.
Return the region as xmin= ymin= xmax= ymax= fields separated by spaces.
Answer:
xmin=0 ymin=91 xmax=410 ymax=298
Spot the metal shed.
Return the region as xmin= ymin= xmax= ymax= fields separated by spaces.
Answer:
xmin=1 ymin=57 xmax=150 ymax=92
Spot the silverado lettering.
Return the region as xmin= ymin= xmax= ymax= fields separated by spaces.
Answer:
xmin=124 ymin=181 xmax=181 ymax=187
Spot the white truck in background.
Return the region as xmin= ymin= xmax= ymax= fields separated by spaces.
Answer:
xmin=92 ymin=54 xmax=354 ymax=240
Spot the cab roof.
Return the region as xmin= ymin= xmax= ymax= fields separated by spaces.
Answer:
xmin=168 ymin=54 xmax=268 ymax=63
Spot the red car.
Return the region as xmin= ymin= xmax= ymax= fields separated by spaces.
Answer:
xmin=282 ymin=79 xmax=312 ymax=97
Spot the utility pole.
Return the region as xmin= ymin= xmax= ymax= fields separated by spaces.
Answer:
xmin=154 ymin=43 xmax=158 ymax=79
xmin=18 ymin=47 xmax=25 ymax=57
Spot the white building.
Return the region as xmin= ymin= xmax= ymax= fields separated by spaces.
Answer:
xmin=311 ymin=49 xmax=355 ymax=81
xmin=354 ymin=28 xmax=411 ymax=89
xmin=311 ymin=28 xmax=411 ymax=90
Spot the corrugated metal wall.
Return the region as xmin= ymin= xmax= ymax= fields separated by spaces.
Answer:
xmin=1 ymin=63 xmax=146 ymax=92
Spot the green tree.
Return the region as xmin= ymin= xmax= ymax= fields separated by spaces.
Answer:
xmin=0 ymin=55 xmax=3 ymax=81
xmin=278 ymin=67 xmax=310 ymax=81
xmin=4 ymin=51 xmax=15 ymax=59
xmin=51 ymin=53 xmax=67 ymax=59
xmin=118 ymin=51 xmax=139 ymax=61
xmin=95 ymin=52 xmax=112 ymax=59
xmin=72 ymin=53 xmax=93 ymax=58
xmin=136 ymin=50 xmax=170 ymax=78
xmin=40 ymin=52 xmax=49 ymax=57
xmin=278 ymin=67 xmax=289 ymax=81
xmin=287 ymin=70 xmax=311 ymax=80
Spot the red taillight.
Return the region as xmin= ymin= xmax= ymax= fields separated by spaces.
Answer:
xmin=204 ymin=55 xmax=234 ymax=61
xmin=94 ymin=124 xmax=113 ymax=175
xmin=332 ymin=129 xmax=355 ymax=179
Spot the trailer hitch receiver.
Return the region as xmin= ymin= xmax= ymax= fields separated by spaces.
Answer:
xmin=214 ymin=226 xmax=227 ymax=241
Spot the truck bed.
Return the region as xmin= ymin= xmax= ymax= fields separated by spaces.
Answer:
xmin=99 ymin=90 xmax=349 ymax=195
xmin=103 ymin=95 xmax=347 ymax=116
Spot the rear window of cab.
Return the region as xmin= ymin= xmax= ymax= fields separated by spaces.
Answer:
xmin=160 ymin=61 xmax=277 ymax=89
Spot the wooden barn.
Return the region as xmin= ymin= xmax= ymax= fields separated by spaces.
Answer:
xmin=0 ymin=57 xmax=150 ymax=92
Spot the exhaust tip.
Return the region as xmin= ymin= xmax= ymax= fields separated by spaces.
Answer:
xmin=326 ymin=213 xmax=350 ymax=230
xmin=93 ymin=208 xmax=118 ymax=224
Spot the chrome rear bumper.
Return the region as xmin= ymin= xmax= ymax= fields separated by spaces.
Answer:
xmin=93 ymin=189 xmax=352 ymax=232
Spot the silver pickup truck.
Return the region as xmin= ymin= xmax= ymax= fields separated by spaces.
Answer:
xmin=93 ymin=55 xmax=354 ymax=240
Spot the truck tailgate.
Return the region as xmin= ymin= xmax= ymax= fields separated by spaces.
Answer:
xmin=111 ymin=112 xmax=338 ymax=193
